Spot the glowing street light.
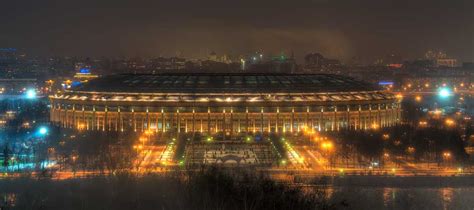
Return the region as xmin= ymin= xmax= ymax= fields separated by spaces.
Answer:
xmin=438 ymin=87 xmax=452 ymax=98
xmin=445 ymin=118 xmax=455 ymax=126
xmin=321 ymin=141 xmax=334 ymax=151
xmin=206 ymin=137 xmax=213 ymax=142
xmin=38 ymin=126 xmax=48 ymax=135
xmin=443 ymin=151 xmax=451 ymax=159
xmin=25 ymin=89 xmax=37 ymax=99
xmin=415 ymin=95 xmax=422 ymax=102
xmin=419 ymin=121 xmax=428 ymax=127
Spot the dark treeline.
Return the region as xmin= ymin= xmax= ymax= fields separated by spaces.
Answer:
xmin=0 ymin=168 xmax=340 ymax=210
xmin=50 ymin=129 xmax=138 ymax=173
xmin=328 ymin=125 xmax=469 ymax=167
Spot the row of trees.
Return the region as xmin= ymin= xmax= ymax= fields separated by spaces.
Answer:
xmin=328 ymin=125 xmax=469 ymax=167
xmin=49 ymin=129 xmax=138 ymax=173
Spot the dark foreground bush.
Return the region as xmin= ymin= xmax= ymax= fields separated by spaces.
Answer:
xmin=0 ymin=168 xmax=339 ymax=210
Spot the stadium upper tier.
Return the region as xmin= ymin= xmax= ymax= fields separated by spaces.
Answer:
xmin=72 ymin=73 xmax=382 ymax=94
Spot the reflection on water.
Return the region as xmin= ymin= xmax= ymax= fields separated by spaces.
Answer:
xmin=441 ymin=187 xmax=453 ymax=210
xmin=317 ymin=186 xmax=474 ymax=210
xmin=383 ymin=187 xmax=396 ymax=208
xmin=1 ymin=193 xmax=17 ymax=208
xmin=2 ymin=186 xmax=473 ymax=209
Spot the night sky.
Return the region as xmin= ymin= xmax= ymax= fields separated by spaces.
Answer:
xmin=1 ymin=0 xmax=472 ymax=62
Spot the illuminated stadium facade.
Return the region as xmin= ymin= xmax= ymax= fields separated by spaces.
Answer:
xmin=49 ymin=73 xmax=401 ymax=135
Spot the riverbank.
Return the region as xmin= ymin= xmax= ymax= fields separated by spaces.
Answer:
xmin=292 ymin=174 xmax=474 ymax=187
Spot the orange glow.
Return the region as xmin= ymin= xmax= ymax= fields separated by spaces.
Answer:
xmin=415 ymin=96 xmax=422 ymax=102
xmin=321 ymin=141 xmax=334 ymax=151
xmin=144 ymin=130 xmax=153 ymax=135
xmin=445 ymin=119 xmax=455 ymax=126
xmin=443 ymin=151 xmax=451 ymax=159
xmin=77 ymin=123 xmax=85 ymax=130
xmin=419 ymin=121 xmax=428 ymax=126
xmin=371 ymin=123 xmax=379 ymax=130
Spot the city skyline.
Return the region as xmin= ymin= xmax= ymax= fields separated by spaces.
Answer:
xmin=0 ymin=0 xmax=472 ymax=63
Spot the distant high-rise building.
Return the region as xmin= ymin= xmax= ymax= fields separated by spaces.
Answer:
xmin=435 ymin=58 xmax=457 ymax=67
xmin=208 ymin=51 xmax=218 ymax=62
xmin=147 ymin=57 xmax=186 ymax=72
xmin=303 ymin=52 xmax=341 ymax=72
xmin=424 ymin=50 xmax=457 ymax=67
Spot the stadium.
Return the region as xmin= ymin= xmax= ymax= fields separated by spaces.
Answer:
xmin=49 ymin=73 xmax=401 ymax=137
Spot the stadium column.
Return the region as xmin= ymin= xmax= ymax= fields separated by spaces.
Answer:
xmin=117 ymin=106 xmax=123 ymax=132
xmin=378 ymin=104 xmax=382 ymax=128
xmin=82 ymin=105 xmax=87 ymax=130
xmin=104 ymin=106 xmax=108 ymax=131
xmin=222 ymin=109 xmax=225 ymax=140
xmin=260 ymin=108 xmax=264 ymax=133
xmin=319 ymin=107 xmax=323 ymax=132
xmin=132 ymin=108 xmax=136 ymax=132
xmin=146 ymin=108 xmax=150 ymax=131
xmin=245 ymin=107 xmax=249 ymax=134
xmin=304 ymin=106 xmax=312 ymax=131
xmin=92 ymin=105 xmax=96 ymax=131
xmin=346 ymin=105 xmax=350 ymax=130
xmin=64 ymin=104 xmax=68 ymax=128
xmin=333 ymin=106 xmax=337 ymax=131
xmin=230 ymin=108 xmax=233 ymax=137
xmin=57 ymin=104 xmax=62 ymax=127
xmin=207 ymin=107 xmax=211 ymax=134
xmin=267 ymin=112 xmax=271 ymax=133
xmin=238 ymin=118 xmax=241 ymax=133
xmin=155 ymin=112 xmax=159 ymax=133
xmin=161 ymin=109 xmax=165 ymax=133
xmin=185 ymin=119 xmax=188 ymax=133
xmin=215 ymin=115 xmax=218 ymax=134
xmin=297 ymin=114 xmax=300 ymax=132
xmin=390 ymin=103 xmax=394 ymax=126
xmin=177 ymin=109 xmax=180 ymax=133
xmin=199 ymin=117 xmax=203 ymax=133
xmin=253 ymin=117 xmax=256 ymax=133
xmin=192 ymin=108 xmax=196 ymax=133
xmin=275 ymin=108 xmax=279 ymax=133
xmin=72 ymin=104 xmax=76 ymax=129
xmin=141 ymin=114 xmax=145 ymax=132
xmin=116 ymin=107 xmax=119 ymax=131
xmin=357 ymin=105 xmax=361 ymax=130
xmin=368 ymin=105 xmax=372 ymax=129
xmin=200 ymin=118 xmax=203 ymax=133
xmin=291 ymin=108 xmax=294 ymax=133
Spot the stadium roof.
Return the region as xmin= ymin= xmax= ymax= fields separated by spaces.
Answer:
xmin=72 ymin=73 xmax=381 ymax=94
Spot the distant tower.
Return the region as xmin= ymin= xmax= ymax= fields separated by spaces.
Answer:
xmin=209 ymin=51 xmax=218 ymax=62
